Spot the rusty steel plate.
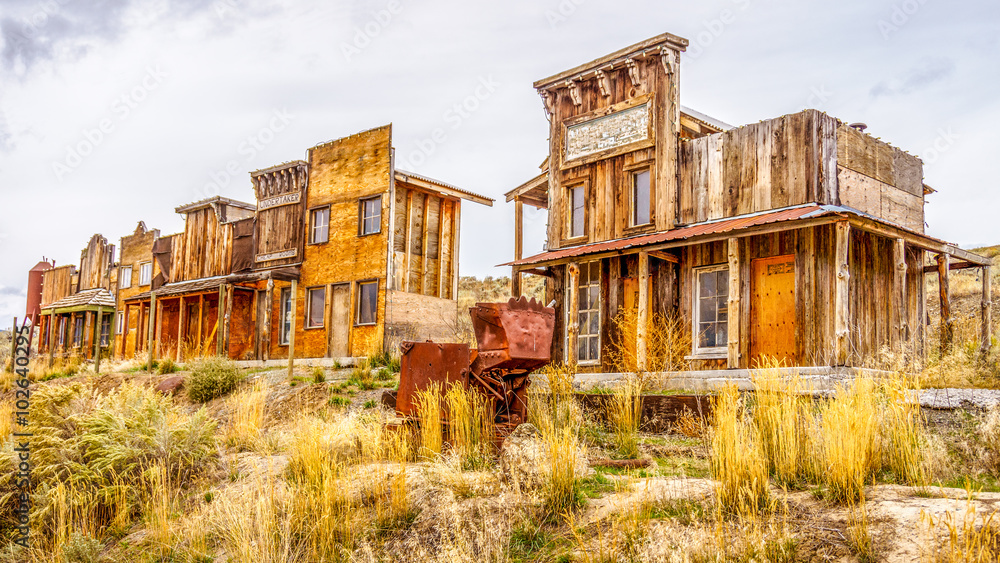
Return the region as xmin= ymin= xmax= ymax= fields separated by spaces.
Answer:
xmin=396 ymin=341 xmax=470 ymax=418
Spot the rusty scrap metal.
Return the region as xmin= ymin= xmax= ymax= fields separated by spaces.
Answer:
xmin=396 ymin=296 xmax=555 ymax=438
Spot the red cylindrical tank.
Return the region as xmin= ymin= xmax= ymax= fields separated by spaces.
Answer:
xmin=26 ymin=259 xmax=54 ymax=321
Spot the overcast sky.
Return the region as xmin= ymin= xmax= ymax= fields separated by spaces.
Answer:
xmin=1 ymin=0 xmax=998 ymax=323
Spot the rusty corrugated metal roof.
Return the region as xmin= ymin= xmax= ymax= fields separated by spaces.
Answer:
xmin=503 ymin=204 xmax=839 ymax=267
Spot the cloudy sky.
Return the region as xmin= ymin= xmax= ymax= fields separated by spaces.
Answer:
xmin=0 ymin=0 xmax=998 ymax=322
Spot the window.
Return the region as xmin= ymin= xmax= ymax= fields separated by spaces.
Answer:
xmin=280 ymin=287 xmax=293 ymax=345
xmin=356 ymin=281 xmax=378 ymax=325
xmin=139 ymin=263 xmax=152 ymax=286
xmin=306 ymin=287 xmax=325 ymax=328
xmin=100 ymin=315 xmax=110 ymax=347
xmin=116 ymin=311 xmax=124 ymax=334
xmin=359 ymin=196 xmax=381 ymax=235
xmin=73 ymin=316 xmax=84 ymax=347
xmin=693 ymin=266 xmax=729 ymax=354
xmin=57 ymin=317 xmax=65 ymax=347
xmin=120 ymin=265 xmax=132 ymax=288
xmin=631 ymin=169 xmax=651 ymax=226
xmin=310 ymin=207 xmax=330 ymax=244
xmin=568 ymin=185 xmax=585 ymax=238
xmin=567 ymin=261 xmax=601 ymax=363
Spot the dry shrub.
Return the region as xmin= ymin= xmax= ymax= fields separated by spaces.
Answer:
xmin=443 ymin=384 xmax=494 ymax=470
xmin=186 ymin=356 xmax=243 ymax=402
xmin=605 ymin=307 xmax=690 ymax=379
xmin=606 ymin=373 xmax=643 ymax=459
xmin=529 ymin=363 xmax=585 ymax=513
xmin=225 ymin=378 xmax=270 ymax=452
xmin=710 ymin=383 xmax=770 ymax=514
xmin=977 ymin=406 xmax=1000 ymax=479
xmin=672 ymin=407 xmax=708 ymax=439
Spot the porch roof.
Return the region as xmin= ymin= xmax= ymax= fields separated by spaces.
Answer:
xmin=502 ymin=203 xmax=990 ymax=269
xmin=125 ymin=275 xmax=229 ymax=301
xmin=41 ymin=288 xmax=115 ymax=313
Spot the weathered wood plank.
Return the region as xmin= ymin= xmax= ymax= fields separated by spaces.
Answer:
xmin=834 ymin=222 xmax=850 ymax=365
xmin=727 ymin=237 xmax=740 ymax=368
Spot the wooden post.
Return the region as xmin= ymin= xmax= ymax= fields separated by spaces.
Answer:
xmin=216 ymin=285 xmax=226 ymax=356
xmin=892 ymin=238 xmax=907 ymax=351
xmin=511 ymin=268 xmax=522 ymax=299
xmin=147 ymin=292 xmax=157 ymax=373
xmin=8 ymin=317 xmax=16 ymax=372
xmin=176 ymin=296 xmax=185 ymax=363
xmin=981 ymin=266 xmax=992 ymax=359
xmin=937 ymin=253 xmax=953 ymax=354
xmin=93 ymin=307 xmax=103 ymax=374
xmin=727 ymin=237 xmax=741 ymax=369
xmin=287 ymin=279 xmax=297 ymax=379
xmin=155 ymin=297 xmax=163 ymax=363
xmin=223 ymin=284 xmax=233 ymax=358
xmin=834 ymin=222 xmax=851 ymax=365
xmin=252 ymin=289 xmax=261 ymax=360
xmin=47 ymin=312 xmax=55 ymax=368
xmin=197 ymin=294 xmax=204 ymax=357
xmin=263 ymin=279 xmax=273 ymax=362
xmin=121 ymin=304 xmax=129 ymax=359
xmin=637 ymin=251 xmax=650 ymax=373
xmin=514 ymin=199 xmax=524 ymax=261
xmin=567 ymin=263 xmax=580 ymax=366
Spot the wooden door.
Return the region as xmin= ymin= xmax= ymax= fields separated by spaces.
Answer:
xmin=751 ymin=255 xmax=796 ymax=364
xmin=329 ymin=284 xmax=351 ymax=357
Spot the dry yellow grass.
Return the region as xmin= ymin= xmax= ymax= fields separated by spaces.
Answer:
xmin=607 ymin=373 xmax=644 ymax=459
xmin=225 ymin=378 xmax=270 ymax=452
xmin=444 ymin=383 xmax=494 ymax=470
xmin=711 ymin=383 xmax=770 ymax=514
xmin=413 ymin=382 xmax=443 ymax=459
xmin=921 ymin=488 xmax=1000 ymax=562
xmin=604 ymin=307 xmax=691 ymax=379
xmin=751 ymin=361 xmax=815 ymax=485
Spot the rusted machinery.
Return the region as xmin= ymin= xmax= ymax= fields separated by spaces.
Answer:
xmin=396 ymin=296 xmax=555 ymax=438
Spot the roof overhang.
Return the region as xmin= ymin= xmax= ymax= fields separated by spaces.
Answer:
xmin=175 ymin=196 xmax=256 ymax=215
xmin=502 ymin=204 xmax=991 ymax=270
xmin=505 ymin=172 xmax=548 ymax=208
xmin=394 ymin=170 xmax=493 ymax=207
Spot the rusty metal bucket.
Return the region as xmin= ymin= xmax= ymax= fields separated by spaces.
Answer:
xmin=395 ymin=341 xmax=469 ymax=419
xmin=470 ymin=296 xmax=556 ymax=374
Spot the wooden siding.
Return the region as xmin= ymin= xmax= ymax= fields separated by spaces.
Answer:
xmin=40 ymin=265 xmax=75 ymax=307
xmin=392 ymin=184 xmax=458 ymax=299
xmin=253 ymin=164 xmax=308 ymax=268
xmin=77 ymin=234 xmax=114 ymax=291
xmin=170 ymin=207 xmax=235 ymax=282
xmin=115 ymin=223 xmax=158 ymax=358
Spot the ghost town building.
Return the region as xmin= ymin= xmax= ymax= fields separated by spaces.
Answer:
xmin=32 ymin=124 xmax=492 ymax=364
xmin=504 ymin=33 xmax=992 ymax=380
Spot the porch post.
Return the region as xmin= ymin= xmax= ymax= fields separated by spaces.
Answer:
xmin=222 ymin=284 xmax=233 ymax=358
xmin=937 ymin=253 xmax=953 ymax=354
xmin=176 ymin=296 xmax=184 ymax=363
xmin=892 ymin=238 xmax=907 ymax=351
xmin=197 ymin=294 xmax=204 ymax=356
xmin=47 ymin=313 xmax=55 ymax=368
xmin=567 ymin=263 xmax=580 ymax=366
xmin=637 ymin=251 xmax=649 ymax=372
xmin=982 ymin=265 xmax=993 ymax=360
xmin=834 ymin=222 xmax=851 ymax=365
xmin=93 ymin=306 xmax=103 ymax=374
xmin=512 ymin=268 xmax=522 ymax=299
xmin=287 ymin=279 xmax=297 ymax=378
xmin=263 ymin=279 xmax=273 ymax=362
xmin=147 ymin=292 xmax=157 ymax=373
xmin=216 ymin=285 xmax=225 ymax=356
xmin=727 ymin=237 xmax=741 ymax=369
xmin=122 ymin=304 xmax=130 ymax=359
xmin=155 ymin=297 xmax=163 ymax=361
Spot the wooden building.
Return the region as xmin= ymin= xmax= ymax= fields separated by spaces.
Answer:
xmin=36 ymin=234 xmax=117 ymax=362
xmin=115 ymin=124 xmax=491 ymax=363
xmin=506 ymin=33 xmax=992 ymax=373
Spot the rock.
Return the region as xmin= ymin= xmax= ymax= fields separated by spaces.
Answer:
xmin=155 ymin=375 xmax=185 ymax=395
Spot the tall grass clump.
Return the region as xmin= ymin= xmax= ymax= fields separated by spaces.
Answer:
xmin=880 ymin=372 xmax=926 ymax=486
xmin=606 ymin=374 xmax=644 ymax=459
xmin=3 ymin=382 xmax=217 ymax=553
xmin=751 ymin=360 xmax=815 ymax=485
xmin=413 ymin=383 xmax=443 ymax=459
xmin=921 ymin=487 xmax=1000 ymax=563
xmin=528 ymin=363 xmax=585 ymax=514
xmin=711 ymin=383 xmax=770 ymax=515
xmin=225 ymin=378 xmax=270 ymax=451
xmin=819 ymin=377 xmax=879 ymax=503
xmin=444 ymin=384 xmax=495 ymax=470
xmin=186 ymin=356 xmax=243 ymax=402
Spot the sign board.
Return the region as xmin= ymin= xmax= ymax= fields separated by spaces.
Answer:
xmin=565 ymin=103 xmax=649 ymax=161
xmin=255 ymin=248 xmax=298 ymax=263
xmin=258 ymin=192 xmax=301 ymax=211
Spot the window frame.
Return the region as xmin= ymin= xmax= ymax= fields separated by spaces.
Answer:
xmin=116 ymin=311 xmax=124 ymax=334
xmin=73 ymin=315 xmax=84 ymax=348
xmin=565 ymin=180 xmax=589 ymax=243
xmin=138 ymin=262 xmax=152 ymax=287
xmin=305 ymin=286 xmax=326 ymax=329
xmin=120 ymin=265 xmax=133 ymax=289
xmin=100 ymin=314 xmax=110 ymax=347
xmin=565 ymin=261 xmax=601 ymax=365
xmin=358 ymin=195 xmax=382 ymax=236
xmin=691 ymin=264 xmax=730 ymax=358
xmin=308 ymin=205 xmax=330 ymax=245
xmin=626 ymin=165 xmax=653 ymax=228
xmin=355 ymin=280 xmax=379 ymax=326
xmin=279 ymin=287 xmax=293 ymax=346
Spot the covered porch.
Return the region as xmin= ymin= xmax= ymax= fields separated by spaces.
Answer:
xmin=38 ymin=288 xmax=116 ymax=364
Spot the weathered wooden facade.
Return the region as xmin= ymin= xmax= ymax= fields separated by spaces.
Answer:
xmin=506 ymin=33 xmax=992 ymax=373
xmin=112 ymin=124 xmax=491 ymax=363
xmin=36 ymin=234 xmax=117 ymax=363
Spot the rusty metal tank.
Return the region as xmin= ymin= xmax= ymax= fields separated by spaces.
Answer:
xmin=26 ymin=259 xmax=53 ymax=321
